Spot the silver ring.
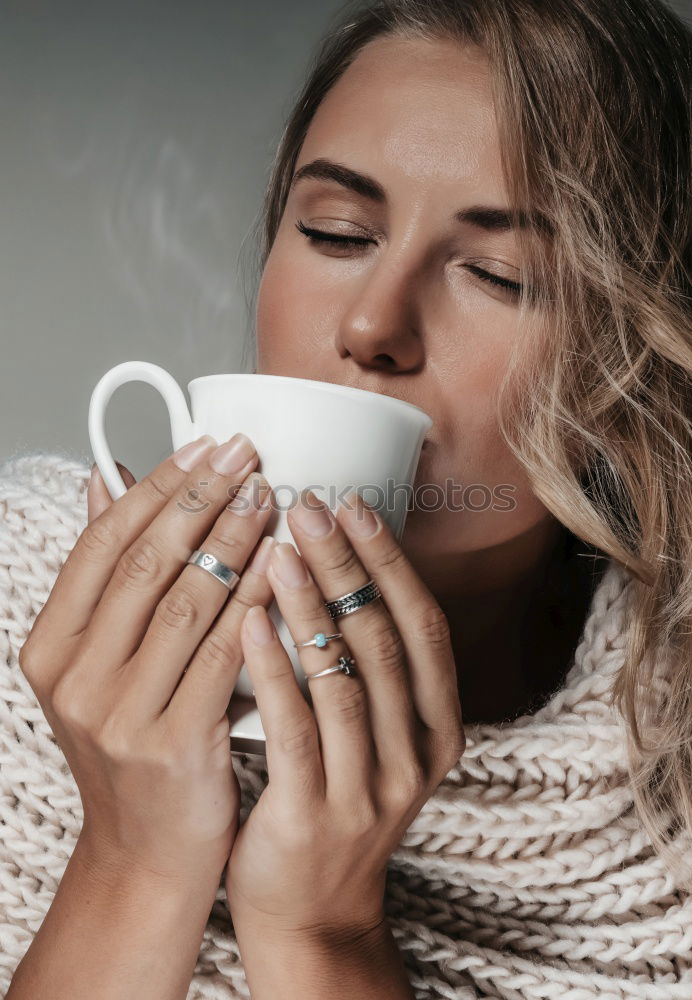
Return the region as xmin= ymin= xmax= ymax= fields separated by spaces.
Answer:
xmin=186 ymin=549 xmax=240 ymax=592
xmin=293 ymin=631 xmax=343 ymax=649
xmin=306 ymin=655 xmax=357 ymax=681
xmin=324 ymin=579 xmax=381 ymax=619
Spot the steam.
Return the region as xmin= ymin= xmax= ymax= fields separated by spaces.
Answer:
xmin=34 ymin=90 xmax=255 ymax=370
xmin=100 ymin=134 xmax=252 ymax=367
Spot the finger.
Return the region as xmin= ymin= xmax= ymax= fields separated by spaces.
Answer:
xmin=87 ymin=462 xmax=136 ymax=523
xmin=287 ymin=489 xmax=419 ymax=778
xmin=64 ymin=433 xmax=258 ymax=657
xmin=35 ymin=434 xmax=220 ymax=644
xmin=334 ymin=490 xmax=462 ymax=740
xmin=115 ymin=472 xmax=275 ymax=719
xmin=164 ymin=533 xmax=278 ymax=731
xmin=265 ymin=542 xmax=376 ymax=805
xmin=241 ymin=604 xmax=325 ymax=805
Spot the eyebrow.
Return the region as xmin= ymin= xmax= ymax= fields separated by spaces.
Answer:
xmin=290 ymin=157 xmax=548 ymax=234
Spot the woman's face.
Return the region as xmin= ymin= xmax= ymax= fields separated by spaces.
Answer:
xmin=255 ymin=34 xmax=558 ymax=589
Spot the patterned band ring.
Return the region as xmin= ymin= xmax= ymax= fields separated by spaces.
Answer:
xmin=186 ymin=549 xmax=241 ymax=592
xmin=324 ymin=579 xmax=382 ymax=619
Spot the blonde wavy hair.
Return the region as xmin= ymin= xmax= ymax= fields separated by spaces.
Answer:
xmin=239 ymin=0 xmax=692 ymax=885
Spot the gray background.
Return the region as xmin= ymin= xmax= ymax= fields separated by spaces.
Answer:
xmin=1 ymin=0 xmax=689 ymax=482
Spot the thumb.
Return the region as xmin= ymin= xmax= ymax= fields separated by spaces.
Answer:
xmin=87 ymin=461 xmax=137 ymax=523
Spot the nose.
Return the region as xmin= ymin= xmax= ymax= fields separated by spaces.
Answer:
xmin=335 ymin=252 xmax=427 ymax=374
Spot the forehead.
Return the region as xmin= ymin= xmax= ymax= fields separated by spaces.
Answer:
xmin=297 ymin=34 xmax=506 ymax=200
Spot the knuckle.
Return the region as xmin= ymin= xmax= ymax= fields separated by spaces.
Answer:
xmin=205 ymin=526 xmax=245 ymax=561
xmin=17 ymin=638 xmax=40 ymax=681
xmin=297 ymin=603 xmax=331 ymax=634
xmin=367 ymin=621 xmax=405 ymax=674
xmin=80 ymin=514 xmax=124 ymax=559
xmin=195 ymin=629 xmax=242 ymax=674
xmin=117 ymin=537 xmax=164 ymax=589
xmin=332 ymin=682 xmax=368 ymax=726
xmin=319 ymin=541 xmax=360 ymax=579
xmin=386 ymin=760 xmax=427 ymax=809
xmin=99 ymin=711 xmax=139 ymax=761
xmin=139 ymin=471 xmax=172 ymax=505
xmin=416 ymin=604 xmax=451 ymax=648
xmin=340 ymin=797 xmax=378 ymax=837
xmin=224 ymin=585 xmax=261 ymax=618
xmin=51 ymin=673 xmax=92 ymax=734
xmin=276 ymin=717 xmax=318 ymax=759
xmin=49 ymin=673 xmax=72 ymax=716
xmin=155 ymin=587 xmax=200 ymax=632
xmin=373 ymin=541 xmax=407 ymax=573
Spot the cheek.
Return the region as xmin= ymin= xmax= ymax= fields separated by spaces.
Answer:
xmin=255 ymin=251 xmax=297 ymax=343
xmin=442 ymin=336 xmax=512 ymax=458
xmin=435 ymin=342 xmax=547 ymax=529
xmin=255 ymin=242 xmax=338 ymax=371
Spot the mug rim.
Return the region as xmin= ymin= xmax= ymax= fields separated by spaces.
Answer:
xmin=187 ymin=373 xmax=433 ymax=425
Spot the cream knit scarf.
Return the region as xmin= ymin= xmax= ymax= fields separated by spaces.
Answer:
xmin=0 ymin=453 xmax=690 ymax=999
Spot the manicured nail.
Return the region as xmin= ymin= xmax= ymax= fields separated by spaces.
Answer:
xmin=291 ymin=490 xmax=335 ymax=538
xmin=248 ymin=535 xmax=277 ymax=575
xmin=228 ymin=473 xmax=271 ymax=516
xmin=210 ymin=433 xmax=257 ymax=476
xmin=271 ymin=543 xmax=310 ymax=588
xmin=337 ymin=489 xmax=380 ymax=537
xmin=172 ymin=435 xmax=218 ymax=472
xmin=245 ymin=605 xmax=275 ymax=646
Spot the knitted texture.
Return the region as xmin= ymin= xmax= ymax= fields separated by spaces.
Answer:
xmin=0 ymin=452 xmax=690 ymax=999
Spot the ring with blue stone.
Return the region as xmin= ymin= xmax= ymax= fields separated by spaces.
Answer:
xmin=293 ymin=630 xmax=343 ymax=650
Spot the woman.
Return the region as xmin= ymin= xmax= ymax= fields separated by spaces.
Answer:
xmin=2 ymin=0 xmax=690 ymax=997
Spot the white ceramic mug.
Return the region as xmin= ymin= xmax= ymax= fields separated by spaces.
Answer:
xmin=88 ymin=360 xmax=432 ymax=754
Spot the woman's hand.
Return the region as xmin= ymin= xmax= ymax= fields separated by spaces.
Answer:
xmin=17 ymin=434 xmax=277 ymax=885
xmin=225 ymin=488 xmax=465 ymax=939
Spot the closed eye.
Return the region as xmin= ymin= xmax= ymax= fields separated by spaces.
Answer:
xmin=294 ymin=220 xmax=523 ymax=296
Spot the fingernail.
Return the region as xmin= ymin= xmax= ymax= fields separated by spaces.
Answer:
xmin=337 ymin=489 xmax=380 ymax=537
xmin=246 ymin=605 xmax=275 ymax=646
xmin=228 ymin=474 xmax=271 ymax=516
xmin=248 ymin=535 xmax=277 ymax=575
xmin=271 ymin=543 xmax=310 ymax=588
xmin=172 ymin=435 xmax=218 ymax=472
xmin=210 ymin=433 xmax=257 ymax=476
xmin=291 ymin=490 xmax=335 ymax=538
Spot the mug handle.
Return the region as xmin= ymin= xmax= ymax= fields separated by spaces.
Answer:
xmin=88 ymin=361 xmax=198 ymax=500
